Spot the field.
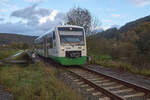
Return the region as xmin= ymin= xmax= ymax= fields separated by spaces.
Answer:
xmin=0 ymin=49 xmax=19 ymax=59
xmin=0 ymin=62 xmax=82 ymax=100
xmin=0 ymin=49 xmax=82 ymax=100
xmin=88 ymin=51 xmax=150 ymax=76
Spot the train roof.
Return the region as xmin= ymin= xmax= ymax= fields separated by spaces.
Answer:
xmin=35 ymin=28 xmax=54 ymax=43
xmin=56 ymin=25 xmax=83 ymax=28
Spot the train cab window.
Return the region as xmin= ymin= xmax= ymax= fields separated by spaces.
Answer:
xmin=53 ymin=31 xmax=55 ymax=40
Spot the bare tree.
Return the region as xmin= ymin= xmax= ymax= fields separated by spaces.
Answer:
xmin=66 ymin=7 xmax=92 ymax=34
xmin=90 ymin=16 xmax=101 ymax=33
xmin=66 ymin=7 xmax=101 ymax=35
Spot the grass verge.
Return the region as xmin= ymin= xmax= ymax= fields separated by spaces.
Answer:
xmin=12 ymin=52 xmax=28 ymax=60
xmin=0 ymin=49 xmax=19 ymax=59
xmin=0 ymin=62 xmax=82 ymax=100
xmin=88 ymin=51 xmax=150 ymax=76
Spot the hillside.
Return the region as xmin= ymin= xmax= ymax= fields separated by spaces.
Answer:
xmin=0 ymin=33 xmax=37 ymax=45
xmin=87 ymin=15 xmax=150 ymax=73
xmin=94 ymin=15 xmax=150 ymax=39
xmin=120 ymin=15 xmax=150 ymax=32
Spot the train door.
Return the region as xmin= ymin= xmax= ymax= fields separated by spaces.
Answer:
xmin=44 ymin=38 xmax=47 ymax=57
xmin=52 ymin=31 xmax=57 ymax=56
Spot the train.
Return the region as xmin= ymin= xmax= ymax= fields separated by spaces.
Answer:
xmin=34 ymin=25 xmax=87 ymax=65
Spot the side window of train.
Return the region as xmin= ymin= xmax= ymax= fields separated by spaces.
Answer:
xmin=41 ymin=41 xmax=43 ymax=49
xmin=47 ymin=37 xmax=53 ymax=48
xmin=50 ymin=37 xmax=53 ymax=48
xmin=53 ymin=31 xmax=56 ymax=47
xmin=53 ymin=31 xmax=55 ymax=40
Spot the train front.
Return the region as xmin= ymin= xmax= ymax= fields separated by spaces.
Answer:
xmin=57 ymin=26 xmax=87 ymax=66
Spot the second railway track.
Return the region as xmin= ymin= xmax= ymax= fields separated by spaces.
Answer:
xmin=64 ymin=66 xmax=150 ymax=100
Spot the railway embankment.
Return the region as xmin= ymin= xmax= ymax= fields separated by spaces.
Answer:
xmin=1 ymin=50 xmax=150 ymax=100
xmin=0 ymin=51 xmax=83 ymax=100
xmin=0 ymin=49 xmax=19 ymax=60
xmin=0 ymin=50 xmax=27 ymax=65
xmin=39 ymin=55 xmax=150 ymax=100
xmin=64 ymin=66 xmax=150 ymax=100
xmin=88 ymin=52 xmax=150 ymax=76
xmin=0 ymin=49 xmax=22 ymax=100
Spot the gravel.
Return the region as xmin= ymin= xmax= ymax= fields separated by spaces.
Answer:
xmin=56 ymin=64 xmax=150 ymax=100
xmin=0 ymin=86 xmax=13 ymax=100
xmin=57 ymin=70 xmax=103 ymax=100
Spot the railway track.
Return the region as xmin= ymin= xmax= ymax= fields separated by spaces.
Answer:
xmin=64 ymin=66 xmax=150 ymax=100
xmin=39 ymin=56 xmax=150 ymax=100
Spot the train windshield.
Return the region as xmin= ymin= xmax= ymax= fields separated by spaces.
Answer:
xmin=58 ymin=27 xmax=84 ymax=46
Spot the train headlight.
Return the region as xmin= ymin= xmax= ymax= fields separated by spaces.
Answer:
xmin=61 ymin=47 xmax=65 ymax=51
xmin=62 ymin=49 xmax=64 ymax=51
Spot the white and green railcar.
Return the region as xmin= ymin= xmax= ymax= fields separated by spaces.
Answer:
xmin=35 ymin=25 xmax=87 ymax=65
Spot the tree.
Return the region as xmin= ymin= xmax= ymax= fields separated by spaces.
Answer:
xmin=120 ymin=30 xmax=138 ymax=42
xmin=22 ymin=43 xmax=29 ymax=50
xmin=90 ymin=16 xmax=101 ymax=35
xmin=98 ymin=28 xmax=120 ymax=40
xmin=66 ymin=7 xmax=92 ymax=34
xmin=133 ymin=22 xmax=150 ymax=55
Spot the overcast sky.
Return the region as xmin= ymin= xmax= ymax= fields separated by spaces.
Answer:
xmin=0 ymin=0 xmax=150 ymax=36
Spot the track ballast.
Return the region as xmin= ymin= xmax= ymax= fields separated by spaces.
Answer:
xmin=64 ymin=66 xmax=150 ymax=100
xmin=39 ymin=55 xmax=150 ymax=100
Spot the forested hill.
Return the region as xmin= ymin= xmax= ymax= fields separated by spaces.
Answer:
xmin=0 ymin=33 xmax=37 ymax=45
xmin=94 ymin=15 xmax=150 ymax=39
xmin=120 ymin=15 xmax=150 ymax=32
xmin=87 ymin=15 xmax=150 ymax=69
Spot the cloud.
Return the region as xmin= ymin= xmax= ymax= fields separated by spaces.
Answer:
xmin=111 ymin=14 xmax=121 ymax=18
xmin=110 ymin=24 xmax=120 ymax=29
xmin=39 ymin=10 xmax=58 ymax=24
xmin=0 ymin=4 xmax=66 ymax=36
xmin=102 ymin=26 xmax=111 ymax=30
xmin=11 ymin=4 xmax=50 ymax=20
xmin=24 ymin=0 xmax=47 ymax=3
xmin=130 ymin=0 xmax=150 ymax=6
xmin=103 ymin=19 xmax=112 ymax=23
xmin=0 ymin=9 xmax=8 ymax=12
xmin=0 ymin=0 xmax=9 ymax=5
xmin=102 ymin=24 xmax=120 ymax=31
xmin=0 ymin=21 xmax=50 ymax=36
xmin=72 ymin=0 xmax=88 ymax=2
xmin=0 ymin=0 xmax=18 ymax=13
xmin=0 ymin=22 xmax=33 ymax=34
xmin=106 ymin=8 xmax=117 ymax=12
xmin=0 ymin=18 xmax=4 ymax=21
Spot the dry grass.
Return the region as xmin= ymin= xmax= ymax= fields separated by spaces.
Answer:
xmin=0 ymin=49 xmax=18 ymax=59
xmin=0 ymin=62 xmax=82 ymax=100
xmin=88 ymin=51 xmax=150 ymax=76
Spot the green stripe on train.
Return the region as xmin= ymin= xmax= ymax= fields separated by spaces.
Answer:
xmin=50 ymin=56 xmax=87 ymax=65
xmin=35 ymin=50 xmax=87 ymax=65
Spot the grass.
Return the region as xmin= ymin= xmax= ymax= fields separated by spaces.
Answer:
xmin=0 ymin=62 xmax=82 ymax=100
xmin=88 ymin=51 xmax=150 ymax=76
xmin=0 ymin=49 xmax=19 ymax=59
xmin=12 ymin=52 xmax=28 ymax=60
